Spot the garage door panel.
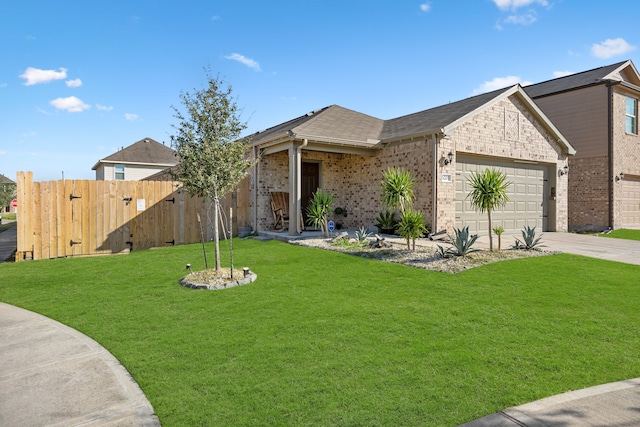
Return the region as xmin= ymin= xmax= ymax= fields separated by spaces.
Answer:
xmin=621 ymin=179 xmax=640 ymax=227
xmin=456 ymin=156 xmax=548 ymax=234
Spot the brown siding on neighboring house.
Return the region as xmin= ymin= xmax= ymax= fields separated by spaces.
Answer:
xmin=568 ymin=156 xmax=609 ymax=230
xmin=534 ymin=84 xmax=609 ymax=158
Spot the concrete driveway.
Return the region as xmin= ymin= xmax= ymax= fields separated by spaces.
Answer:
xmin=473 ymin=231 xmax=640 ymax=266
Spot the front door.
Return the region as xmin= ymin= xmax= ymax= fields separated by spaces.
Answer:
xmin=302 ymin=162 xmax=320 ymax=224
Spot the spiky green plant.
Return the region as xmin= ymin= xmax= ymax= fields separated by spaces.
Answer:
xmin=514 ymin=225 xmax=544 ymax=250
xmin=380 ymin=167 xmax=416 ymax=214
xmin=305 ymin=189 xmax=334 ymax=237
xmin=492 ymin=225 xmax=505 ymax=251
xmin=437 ymin=226 xmax=480 ymax=258
xmin=354 ymin=227 xmax=371 ymax=243
xmin=467 ymin=168 xmax=511 ymax=251
xmin=375 ymin=210 xmax=398 ymax=234
xmin=397 ymin=209 xmax=428 ymax=250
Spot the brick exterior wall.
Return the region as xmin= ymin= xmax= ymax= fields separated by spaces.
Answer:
xmin=567 ymin=156 xmax=609 ymax=231
xmin=612 ymin=88 xmax=640 ymax=228
xmin=250 ymin=94 xmax=570 ymax=233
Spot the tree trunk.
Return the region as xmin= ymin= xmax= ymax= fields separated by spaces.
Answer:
xmin=213 ymin=191 xmax=221 ymax=271
xmin=487 ymin=209 xmax=493 ymax=251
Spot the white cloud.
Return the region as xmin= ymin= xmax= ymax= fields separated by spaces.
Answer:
xmin=20 ymin=67 xmax=67 ymax=86
xmin=473 ymin=75 xmax=533 ymax=94
xmin=65 ymin=78 xmax=82 ymax=88
xmin=591 ymin=38 xmax=636 ymax=59
xmin=504 ymin=12 xmax=537 ymax=25
xmin=37 ymin=107 xmax=51 ymax=115
xmin=211 ymin=15 xmax=220 ymax=21
xmin=49 ymin=96 xmax=90 ymax=112
xmin=224 ymin=53 xmax=261 ymax=71
xmin=553 ymin=70 xmax=574 ymax=78
xmin=0 ymin=151 xmax=6 ymax=155
xmin=492 ymin=0 xmax=548 ymax=10
xmin=124 ymin=113 xmax=139 ymax=121
xmin=420 ymin=3 xmax=431 ymax=12
xmin=96 ymin=104 xmax=113 ymax=111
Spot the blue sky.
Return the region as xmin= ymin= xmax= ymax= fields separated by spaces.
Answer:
xmin=1 ymin=0 xmax=639 ymax=181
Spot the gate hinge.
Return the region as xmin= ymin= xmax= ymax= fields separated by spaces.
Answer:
xmin=165 ymin=197 xmax=175 ymax=203
xmin=69 ymin=240 xmax=82 ymax=246
xmin=69 ymin=194 xmax=81 ymax=201
xmin=166 ymin=239 xmax=175 ymax=246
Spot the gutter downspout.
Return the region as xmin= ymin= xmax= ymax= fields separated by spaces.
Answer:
xmin=296 ymin=138 xmax=308 ymax=234
xmin=606 ymin=80 xmax=621 ymax=229
xmin=432 ymin=133 xmax=438 ymax=232
xmin=253 ymin=146 xmax=259 ymax=234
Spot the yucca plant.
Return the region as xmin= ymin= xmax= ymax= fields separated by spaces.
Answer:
xmin=514 ymin=225 xmax=544 ymax=250
xmin=381 ymin=167 xmax=416 ymax=214
xmin=397 ymin=209 xmax=428 ymax=250
xmin=375 ymin=210 xmax=397 ymax=234
xmin=306 ymin=189 xmax=333 ymax=237
xmin=467 ymin=168 xmax=511 ymax=251
xmin=492 ymin=225 xmax=505 ymax=251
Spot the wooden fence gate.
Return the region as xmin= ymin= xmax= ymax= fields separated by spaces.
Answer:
xmin=15 ymin=172 xmax=224 ymax=261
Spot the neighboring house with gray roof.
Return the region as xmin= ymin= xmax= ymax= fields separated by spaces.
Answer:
xmin=248 ymin=86 xmax=575 ymax=237
xmin=92 ymin=138 xmax=177 ymax=181
xmin=1 ymin=173 xmax=17 ymax=214
xmin=524 ymin=60 xmax=640 ymax=231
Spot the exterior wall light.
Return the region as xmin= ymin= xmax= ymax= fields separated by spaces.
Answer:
xmin=559 ymin=164 xmax=569 ymax=176
xmin=443 ymin=151 xmax=454 ymax=165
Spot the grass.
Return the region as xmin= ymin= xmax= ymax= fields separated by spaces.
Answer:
xmin=1 ymin=239 xmax=639 ymax=426
xmin=598 ymin=228 xmax=640 ymax=241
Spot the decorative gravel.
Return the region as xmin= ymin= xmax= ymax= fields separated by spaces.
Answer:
xmin=290 ymin=238 xmax=555 ymax=274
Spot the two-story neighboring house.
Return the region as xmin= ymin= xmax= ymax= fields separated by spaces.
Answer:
xmin=525 ymin=60 xmax=640 ymax=231
xmin=92 ymin=138 xmax=177 ymax=181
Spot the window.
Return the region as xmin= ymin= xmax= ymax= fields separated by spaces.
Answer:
xmin=626 ymin=97 xmax=637 ymax=134
xmin=115 ymin=164 xmax=125 ymax=180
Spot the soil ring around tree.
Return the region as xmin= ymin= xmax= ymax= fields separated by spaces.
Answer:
xmin=180 ymin=267 xmax=257 ymax=290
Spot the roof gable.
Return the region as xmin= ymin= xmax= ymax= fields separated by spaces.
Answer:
xmin=94 ymin=138 xmax=177 ymax=170
xmin=524 ymin=60 xmax=633 ymax=98
xmin=250 ymin=105 xmax=383 ymax=147
xmin=0 ymin=173 xmax=16 ymax=185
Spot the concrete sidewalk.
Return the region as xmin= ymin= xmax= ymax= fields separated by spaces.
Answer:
xmin=0 ymin=302 xmax=160 ymax=426
xmin=459 ymin=378 xmax=640 ymax=426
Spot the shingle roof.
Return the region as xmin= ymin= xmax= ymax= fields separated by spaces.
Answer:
xmin=0 ymin=173 xmax=16 ymax=185
xmin=97 ymin=138 xmax=177 ymax=166
xmin=380 ymin=87 xmax=512 ymax=141
xmin=524 ymin=61 xmax=628 ymax=98
xmin=250 ymin=105 xmax=384 ymax=146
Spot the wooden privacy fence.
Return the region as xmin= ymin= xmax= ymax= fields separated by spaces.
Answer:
xmin=15 ymin=171 xmax=230 ymax=261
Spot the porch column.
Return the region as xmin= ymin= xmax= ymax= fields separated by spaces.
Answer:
xmin=288 ymin=143 xmax=302 ymax=236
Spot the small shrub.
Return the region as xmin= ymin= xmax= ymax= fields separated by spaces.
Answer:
xmin=306 ymin=189 xmax=334 ymax=237
xmin=513 ymin=225 xmax=544 ymax=250
xmin=375 ymin=210 xmax=398 ymax=234
xmin=397 ymin=209 xmax=428 ymax=250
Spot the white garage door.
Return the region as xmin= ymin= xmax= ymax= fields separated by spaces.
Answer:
xmin=621 ymin=177 xmax=640 ymax=228
xmin=455 ymin=156 xmax=548 ymax=234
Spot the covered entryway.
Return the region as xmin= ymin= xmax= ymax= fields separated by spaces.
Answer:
xmin=301 ymin=162 xmax=320 ymax=224
xmin=621 ymin=177 xmax=640 ymax=228
xmin=455 ymin=155 xmax=549 ymax=234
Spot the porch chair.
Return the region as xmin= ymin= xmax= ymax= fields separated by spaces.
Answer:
xmin=270 ymin=191 xmax=305 ymax=232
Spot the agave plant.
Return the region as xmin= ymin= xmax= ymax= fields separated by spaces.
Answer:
xmin=436 ymin=226 xmax=480 ymax=258
xmin=514 ymin=225 xmax=544 ymax=250
xmin=354 ymin=226 xmax=371 ymax=243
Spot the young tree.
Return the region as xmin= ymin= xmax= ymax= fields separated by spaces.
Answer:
xmin=0 ymin=182 xmax=16 ymax=210
xmin=380 ymin=167 xmax=426 ymax=250
xmin=170 ymin=69 xmax=254 ymax=271
xmin=467 ymin=168 xmax=511 ymax=251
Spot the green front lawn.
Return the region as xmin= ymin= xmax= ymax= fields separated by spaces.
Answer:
xmin=598 ymin=228 xmax=640 ymax=241
xmin=1 ymin=240 xmax=639 ymax=426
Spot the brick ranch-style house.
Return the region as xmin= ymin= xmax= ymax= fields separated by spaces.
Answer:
xmin=92 ymin=137 xmax=177 ymax=181
xmin=525 ymin=60 xmax=640 ymax=231
xmin=246 ymin=84 xmax=575 ymax=237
